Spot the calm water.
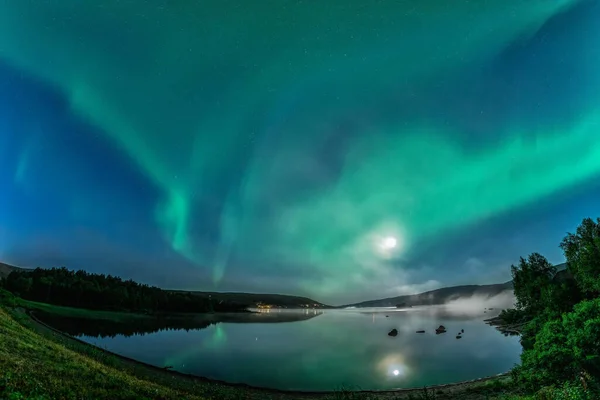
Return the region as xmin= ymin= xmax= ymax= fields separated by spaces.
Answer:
xmin=40 ymin=306 xmax=521 ymax=391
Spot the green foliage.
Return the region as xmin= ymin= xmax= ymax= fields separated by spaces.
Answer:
xmin=560 ymin=217 xmax=600 ymax=298
xmin=550 ymin=377 xmax=600 ymax=400
xmin=517 ymin=316 xmax=545 ymax=351
xmin=4 ymin=267 xmax=249 ymax=314
xmin=506 ymin=216 xmax=600 ymax=400
xmin=499 ymin=308 xmax=528 ymax=325
xmin=513 ymin=299 xmax=600 ymax=392
xmin=541 ymin=278 xmax=581 ymax=318
xmin=510 ymin=253 xmax=556 ymax=317
xmin=0 ymin=288 xmax=18 ymax=307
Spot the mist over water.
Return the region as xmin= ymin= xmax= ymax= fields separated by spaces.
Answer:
xmin=443 ymin=290 xmax=516 ymax=312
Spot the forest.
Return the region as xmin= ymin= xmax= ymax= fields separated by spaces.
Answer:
xmin=1 ymin=266 xmax=249 ymax=314
xmin=500 ymin=217 xmax=600 ymax=398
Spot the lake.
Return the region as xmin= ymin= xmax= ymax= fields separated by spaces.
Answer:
xmin=37 ymin=306 xmax=522 ymax=391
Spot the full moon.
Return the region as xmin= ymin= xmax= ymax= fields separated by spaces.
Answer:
xmin=383 ymin=236 xmax=397 ymax=249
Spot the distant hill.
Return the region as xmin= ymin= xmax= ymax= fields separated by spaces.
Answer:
xmin=169 ymin=290 xmax=333 ymax=309
xmin=341 ymin=281 xmax=514 ymax=308
xmin=0 ymin=262 xmax=31 ymax=280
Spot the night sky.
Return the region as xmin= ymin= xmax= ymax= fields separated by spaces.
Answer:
xmin=1 ymin=0 xmax=599 ymax=305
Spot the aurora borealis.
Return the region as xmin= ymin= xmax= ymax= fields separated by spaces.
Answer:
xmin=1 ymin=0 xmax=599 ymax=304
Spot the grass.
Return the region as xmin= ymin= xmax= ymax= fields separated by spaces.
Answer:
xmin=0 ymin=306 xmax=207 ymax=400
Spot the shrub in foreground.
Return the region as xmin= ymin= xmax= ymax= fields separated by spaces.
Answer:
xmin=513 ymin=298 xmax=600 ymax=393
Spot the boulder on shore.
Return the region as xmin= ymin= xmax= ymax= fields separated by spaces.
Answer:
xmin=388 ymin=329 xmax=398 ymax=337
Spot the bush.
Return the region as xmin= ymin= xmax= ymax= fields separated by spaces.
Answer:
xmin=499 ymin=308 xmax=528 ymax=325
xmin=513 ymin=299 xmax=600 ymax=391
xmin=534 ymin=377 xmax=600 ymax=400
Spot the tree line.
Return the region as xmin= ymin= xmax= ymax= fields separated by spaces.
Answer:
xmin=1 ymin=267 xmax=249 ymax=314
xmin=502 ymin=217 xmax=600 ymax=397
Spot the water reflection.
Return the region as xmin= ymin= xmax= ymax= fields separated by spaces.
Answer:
xmin=35 ymin=310 xmax=323 ymax=338
xmin=38 ymin=307 xmax=520 ymax=391
xmin=378 ymin=353 xmax=410 ymax=381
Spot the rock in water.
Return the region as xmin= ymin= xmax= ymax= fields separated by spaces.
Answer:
xmin=388 ymin=329 xmax=398 ymax=337
xmin=416 ymin=330 xmax=425 ymax=333
xmin=456 ymin=335 xmax=462 ymax=339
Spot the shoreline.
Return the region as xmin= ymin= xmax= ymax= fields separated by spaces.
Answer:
xmin=484 ymin=316 xmax=526 ymax=336
xmin=17 ymin=307 xmax=519 ymax=399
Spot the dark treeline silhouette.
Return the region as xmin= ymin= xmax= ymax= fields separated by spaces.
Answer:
xmin=2 ymin=267 xmax=249 ymax=313
xmin=34 ymin=312 xmax=215 ymax=339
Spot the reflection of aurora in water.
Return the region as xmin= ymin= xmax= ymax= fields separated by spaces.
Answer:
xmin=164 ymin=324 xmax=228 ymax=369
xmin=163 ymin=311 xmax=324 ymax=368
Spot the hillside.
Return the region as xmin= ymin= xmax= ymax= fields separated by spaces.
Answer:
xmin=0 ymin=262 xmax=30 ymax=279
xmin=171 ymin=290 xmax=332 ymax=309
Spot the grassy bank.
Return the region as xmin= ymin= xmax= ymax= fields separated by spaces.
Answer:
xmin=0 ymin=306 xmax=205 ymax=400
